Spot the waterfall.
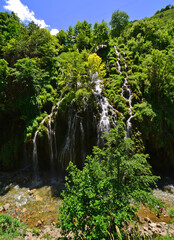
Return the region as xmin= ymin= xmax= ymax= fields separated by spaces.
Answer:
xmin=47 ymin=117 xmax=54 ymax=168
xmin=59 ymin=92 xmax=114 ymax=167
xmin=70 ymin=113 xmax=78 ymax=163
xmin=60 ymin=107 xmax=79 ymax=165
xmin=95 ymin=79 xmax=110 ymax=133
xmin=52 ymin=100 xmax=63 ymax=162
xmin=53 ymin=118 xmax=58 ymax=161
xmin=32 ymin=98 xmax=64 ymax=178
xmin=80 ymin=120 xmax=86 ymax=160
xmin=95 ymin=78 xmax=110 ymax=145
xmin=93 ymin=73 xmax=117 ymax=145
xmin=115 ymin=46 xmax=133 ymax=138
xmin=60 ymin=108 xmax=71 ymax=165
xmin=122 ymin=79 xmax=133 ymax=138
xmin=94 ymin=44 xmax=107 ymax=52
xmin=114 ymin=46 xmax=121 ymax=74
xmin=32 ymin=130 xmax=39 ymax=181
xmin=32 ymin=112 xmax=50 ymax=180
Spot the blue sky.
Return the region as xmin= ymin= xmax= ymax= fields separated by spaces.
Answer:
xmin=0 ymin=0 xmax=173 ymax=34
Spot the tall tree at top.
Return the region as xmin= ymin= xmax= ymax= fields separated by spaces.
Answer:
xmin=110 ymin=10 xmax=129 ymax=37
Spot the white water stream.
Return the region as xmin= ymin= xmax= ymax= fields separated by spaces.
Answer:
xmin=32 ymin=130 xmax=39 ymax=181
xmin=95 ymin=79 xmax=110 ymax=134
xmin=80 ymin=120 xmax=86 ymax=160
xmin=47 ymin=117 xmax=54 ymax=171
xmin=93 ymin=73 xmax=117 ymax=145
xmin=32 ymin=55 xmax=123 ymax=177
xmin=32 ymin=98 xmax=64 ymax=180
xmin=114 ymin=46 xmax=133 ymax=138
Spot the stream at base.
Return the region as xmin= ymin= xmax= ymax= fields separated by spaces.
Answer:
xmin=0 ymin=171 xmax=64 ymax=228
xmin=0 ymin=171 xmax=174 ymax=231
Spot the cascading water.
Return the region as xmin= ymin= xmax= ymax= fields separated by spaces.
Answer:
xmin=115 ymin=46 xmax=133 ymax=138
xmin=80 ymin=120 xmax=86 ymax=160
xmin=32 ymin=72 xmax=117 ymax=176
xmin=53 ymin=118 xmax=58 ymax=161
xmin=58 ymin=74 xmax=117 ymax=167
xmin=94 ymin=44 xmax=107 ymax=52
xmin=47 ymin=117 xmax=54 ymax=170
xmin=32 ymin=98 xmax=64 ymax=179
xmin=32 ymin=130 xmax=39 ymax=181
xmin=93 ymin=73 xmax=117 ymax=145
xmin=95 ymin=79 xmax=110 ymax=134
xmin=60 ymin=108 xmax=79 ymax=166
xmin=114 ymin=46 xmax=121 ymax=74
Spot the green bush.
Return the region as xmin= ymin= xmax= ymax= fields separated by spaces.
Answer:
xmin=153 ymin=236 xmax=174 ymax=240
xmin=168 ymin=206 xmax=174 ymax=222
xmin=0 ymin=214 xmax=26 ymax=237
xmin=58 ymin=120 xmax=160 ymax=239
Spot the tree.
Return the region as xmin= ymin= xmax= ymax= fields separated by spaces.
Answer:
xmin=11 ymin=58 xmax=49 ymax=122
xmin=58 ymin=120 xmax=159 ymax=239
xmin=0 ymin=59 xmax=8 ymax=111
xmin=86 ymin=53 xmax=106 ymax=79
xmin=74 ymin=20 xmax=92 ymax=51
xmin=58 ymin=51 xmax=87 ymax=92
xmin=27 ymin=28 xmax=54 ymax=58
xmin=93 ymin=21 xmax=109 ymax=46
xmin=66 ymin=26 xmax=75 ymax=48
xmin=110 ymin=10 xmax=129 ymax=37
xmin=0 ymin=59 xmax=8 ymax=91
xmin=0 ymin=12 xmax=27 ymax=64
xmin=142 ymin=49 xmax=174 ymax=102
xmin=56 ymin=29 xmax=67 ymax=45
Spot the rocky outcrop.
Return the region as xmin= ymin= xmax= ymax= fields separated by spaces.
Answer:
xmin=141 ymin=220 xmax=174 ymax=238
xmin=125 ymin=218 xmax=174 ymax=239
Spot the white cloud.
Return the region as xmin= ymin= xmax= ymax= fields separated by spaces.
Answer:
xmin=50 ymin=28 xmax=59 ymax=35
xmin=4 ymin=0 xmax=49 ymax=28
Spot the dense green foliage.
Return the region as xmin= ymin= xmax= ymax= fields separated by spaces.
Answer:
xmin=0 ymin=5 xmax=174 ymax=174
xmin=0 ymin=213 xmax=26 ymax=237
xmin=58 ymin=120 xmax=159 ymax=239
xmin=153 ymin=236 xmax=174 ymax=240
xmin=121 ymin=8 xmax=174 ymax=172
xmin=110 ymin=10 xmax=129 ymax=37
xmin=0 ymin=4 xmax=174 ymax=239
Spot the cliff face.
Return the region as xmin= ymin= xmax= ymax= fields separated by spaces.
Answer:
xmin=35 ymin=103 xmax=98 ymax=173
xmin=0 ymin=8 xmax=174 ymax=177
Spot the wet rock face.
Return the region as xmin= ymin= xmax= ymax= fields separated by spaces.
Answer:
xmin=145 ymin=138 xmax=174 ymax=176
xmin=0 ymin=95 xmax=102 ymax=174
xmin=28 ymin=75 xmax=119 ymax=177
xmin=55 ymin=103 xmax=98 ymax=171
xmin=30 ymin=102 xmax=98 ymax=175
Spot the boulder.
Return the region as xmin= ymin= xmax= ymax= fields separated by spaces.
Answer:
xmin=36 ymin=220 xmax=42 ymax=227
xmin=163 ymin=185 xmax=174 ymax=194
xmin=144 ymin=217 xmax=152 ymax=223
xmin=3 ymin=203 xmax=10 ymax=211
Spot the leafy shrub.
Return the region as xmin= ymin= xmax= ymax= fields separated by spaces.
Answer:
xmin=0 ymin=214 xmax=26 ymax=237
xmin=25 ymin=112 xmax=47 ymax=140
xmin=153 ymin=236 xmax=174 ymax=240
xmin=131 ymin=64 xmax=139 ymax=73
xmin=168 ymin=206 xmax=174 ymax=222
xmin=134 ymin=101 xmax=156 ymax=122
xmin=75 ymin=88 xmax=91 ymax=109
xmin=58 ymin=120 xmax=159 ymax=239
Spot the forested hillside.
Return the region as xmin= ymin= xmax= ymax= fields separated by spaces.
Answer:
xmin=0 ymin=5 xmax=174 ymax=176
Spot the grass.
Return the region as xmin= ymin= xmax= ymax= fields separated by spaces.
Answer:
xmin=153 ymin=236 xmax=174 ymax=240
